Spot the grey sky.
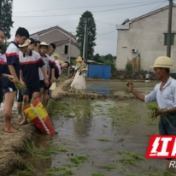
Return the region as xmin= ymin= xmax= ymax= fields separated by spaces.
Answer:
xmin=11 ymin=0 xmax=170 ymax=56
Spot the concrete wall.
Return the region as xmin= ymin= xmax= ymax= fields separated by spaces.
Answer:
xmin=55 ymin=44 xmax=80 ymax=62
xmin=116 ymin=7 xmax=176 ymax=71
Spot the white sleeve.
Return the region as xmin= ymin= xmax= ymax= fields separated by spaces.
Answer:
xmin=145 ymin=86 xmax=157 ymax=103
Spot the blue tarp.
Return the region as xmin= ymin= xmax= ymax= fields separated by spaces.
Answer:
xmin=88 ymin=64 xmax=111 ymax=79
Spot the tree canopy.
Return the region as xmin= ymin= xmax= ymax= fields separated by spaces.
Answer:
xmin=0 ymin=0 xmax=13 ymax=39
xmin=76 ymin=11 xmax=96 ymax=60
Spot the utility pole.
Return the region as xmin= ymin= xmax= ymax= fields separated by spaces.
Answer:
xmin=83 ymin=20 xmax=87 ymax=60
xmin=167 ymin=0 xmax=173 ymax=57
xmin=68 ymin=32 xmax=71 ymax=76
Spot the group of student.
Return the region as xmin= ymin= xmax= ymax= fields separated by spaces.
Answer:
xmin=0 ymin=27 xmax=69 ymax=133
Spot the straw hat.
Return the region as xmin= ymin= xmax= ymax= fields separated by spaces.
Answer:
xmin=76 ymin=56 xmax=83 ymax=62
xmin=53 ymin=53 xmax=64 ymax=64
xmin=19 ymin=39 xmax=31 ymax=47
xmin=39 ymin=42 xmax=52 ymax=51
xmin=150 ymin=56 xmax=173 ymax=68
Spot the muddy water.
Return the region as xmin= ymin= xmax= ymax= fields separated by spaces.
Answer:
xmin=86 ymin=81 xmax=158 ymax=95
xmin=10 ymin=81 xmax=171 ymax=176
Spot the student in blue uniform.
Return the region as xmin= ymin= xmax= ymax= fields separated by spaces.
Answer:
xmin=0 ymin=29 xmax=15 ymax=109
xmin=44 ymin=43 xmax=56 ymax=104
xmin=19 ymin=39 xmax=49 ymax=124
xmin=48 ymin=43 xmax=56 ymax=84
xmin=3 ymin=27 xmax=29 ymax=133
xmin=17 ymin=37 xmax=37 ymax=119
xmin=38 ymin=42 xmax=50 ymax=104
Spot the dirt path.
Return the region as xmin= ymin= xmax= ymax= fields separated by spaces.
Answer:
xmin=0 ymin=117 xmax=35 ymax=176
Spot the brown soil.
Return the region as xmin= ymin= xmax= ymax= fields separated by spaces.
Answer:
xmin=0 ymin=117 xmax=35 ymax=176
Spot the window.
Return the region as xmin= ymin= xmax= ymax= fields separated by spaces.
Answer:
xmin=64 ymin=45 xmax=68 ymax=54
xmin=164 ymin=33 xmax=175 ymax=45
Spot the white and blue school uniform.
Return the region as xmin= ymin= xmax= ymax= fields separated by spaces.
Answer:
xmin=145 ymin=77 xmax=176 ymax=135
xmin=54 ymin=60 xmax=61 ymax=79
xmin=19 ymin=50 xmax=44 ymax=98
xmin=38 ymin=54 xmax=49 ymax=89
xmin=2 ymin=42 xmax=20 ymax=93
xmin=0 ymin=52 xmax=7 ymax=102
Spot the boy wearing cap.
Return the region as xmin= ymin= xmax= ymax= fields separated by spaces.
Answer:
xmin=3 ymin=27 xmax=29 ymax=133
xmin=17 ymin=37 xmax=37 ymax=117
xmin=38 ymin=42 xmax=50 ymax=103
xmin=19 ymin=39 xmax=49 ymax=124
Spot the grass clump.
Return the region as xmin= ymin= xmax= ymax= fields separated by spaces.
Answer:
xmin=36 ymin=154 xmax=51 ymax=161
xmin=97 ymin=138 xmax=111 ymax=142
xmin=46 ymin=167 xmax=73 ymax=176
xmin=42 ymin=146 xmax=68 ymax=154
xmin=117 ymin=150 xmax=145 ymax=166
xmin=11 ymin=163 xmax=35 ymax=176
xmin=147 ymin=103 xmax=158 ymax=120
xmin=99 ymin=164 xmax=116 ymax=171
xmin=69 ymin=155 xmax=89 ymax=165
xmin=91 ymin=173 xmax=107 ymax=176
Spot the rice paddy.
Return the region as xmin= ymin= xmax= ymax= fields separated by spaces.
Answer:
xmin=9 ymin=81 xmax=173 ymax=176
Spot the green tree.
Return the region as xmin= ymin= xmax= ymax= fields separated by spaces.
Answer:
xmin=93 ymin=53 xmax=101 ymax=62
xmin=0 ymin=0 xmax=13 ymax=39
xmin=76 ymin=11 xmax=96 ymax=60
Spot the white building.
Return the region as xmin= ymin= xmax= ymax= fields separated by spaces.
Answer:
xmin=116 ymin=4 xmax=176 ymax=71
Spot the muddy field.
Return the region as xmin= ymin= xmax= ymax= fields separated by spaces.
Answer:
xmin=7 ymin=81 xmax=176 ymax=176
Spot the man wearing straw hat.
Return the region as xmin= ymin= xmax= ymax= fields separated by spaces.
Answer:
xmin=128 ymin=56 xmax=176 ymax=171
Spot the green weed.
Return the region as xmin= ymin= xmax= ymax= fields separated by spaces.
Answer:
xmin=99 ymin=164 xmax=116 ymax=171
xmin=117 ymin=150 xmax=145 ymax=166
xmin=36 ymin=154 xmax=51 ymax=161
xmin=69 ymin=155 xmax=89 ymax=165
xmin=97 ymin=138 xmax=111 ymax=142
xmin=42 ymin=146 xmax=68 ymax=154
xmin=91 ymin=173 xmax=106 ymax=176
xmin=46 ymin=167 xmax=73 ymax=176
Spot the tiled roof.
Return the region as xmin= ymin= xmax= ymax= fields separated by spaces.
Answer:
xmin=54 ymin=39 xmax=80 ymax=48
xmin=31 ymin=25 xmax=76 ymax=39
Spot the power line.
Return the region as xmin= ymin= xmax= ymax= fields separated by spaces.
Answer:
xmin=98 ymin=30 xmax=116 ymax=36
xmin=13 ymin=1 xmax=164 ymax=18
xmin=13 ymin=1 xmax=164 ymax=13
xmin=150 ymin=0 xmax=167 ymax=11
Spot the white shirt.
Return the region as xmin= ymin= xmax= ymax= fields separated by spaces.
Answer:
xmin=145 ymin=77 xmax=176 ymax=109
xmin=38 ymin=55 xmax=49 ymax=80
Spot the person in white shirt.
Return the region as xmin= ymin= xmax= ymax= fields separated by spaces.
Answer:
xmin=128 ymin=56 xmax=176 ymax=171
